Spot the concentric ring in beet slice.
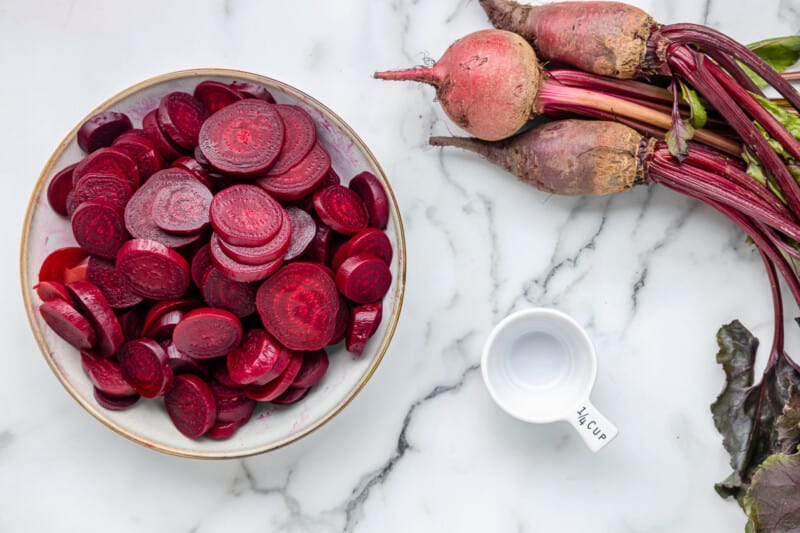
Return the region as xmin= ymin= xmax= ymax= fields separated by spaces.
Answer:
xmin=66 ymin=280 xmax=125 ymax=357
xmin=292 ymin=348 xmax=329 ymax=388
xmin=216 ymin=209 xmax=291 ymax=266
xmin=157 ymin=91 xmax=209 ymax=150
xmin=255 ymin=262 xmax=339 ymax=350
xmin=172 ymin=308 xmax=243 ymax=359
xmin=71 ymin=201 xmax=127 ymax=260
xmin=226 ymin=328 xmax=282 ymax=385
xmin=198 ymin=98 xmax=284 ymax=177
xmin=151 ymin=175 xmax=212 ymax=235
xmin=313 ymin=185 xmax=369 ymax=236
xmin=331 ymin=228 xmax=393 ymax=270
xmin=266 ymin=105 xmax=317 ymax=176
xmin=143 ymin=110 xmax=184 ymax=161
xmin=349 ymin=171 xmax=390 ymax=229
xmin=245 ymin=350 xmax=304 ymax=401
xmin=78 ymin=111 xmax=133 ymax=153
xmin=335 ymin=253 xmax=392 ymax=304
xmin=164 ymin=374 xmax=217 ymax=438
xmin=87 ymin=256 xmax=143 ymax=309
xmin=201 ymin=266 xmax=257 ymax=318
xmin=73 ymin=172 xmax=134 ymax=210
xmin=256 ymin=141 xmax=331 ymax=201
xmin=118 ymin=338 xmax=174 ymax=398
xmin=116 ymin=238 xmax=191 ymax=300
xmin=210 ymin=184 xmax=284 ymax=247
xmin=284 ymin=207 xmax=317 ymax=261
xmin=193 ymin=81 xmax=244 ymax=113
xmin=39 ymin=299 xmax=96 ymax=350
xmin=209 ymin=233 xmax=284 ymax=283
xmin=72 ymin=146 xmax=139 ymax=189
xmin=47 ymin=163 xmax=77 ymax=217
xmin=80 ymin=351 xmax=137 ymax=398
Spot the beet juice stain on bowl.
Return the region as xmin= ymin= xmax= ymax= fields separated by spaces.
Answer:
xmin=21 ymin=69 xmax=406 ymax=459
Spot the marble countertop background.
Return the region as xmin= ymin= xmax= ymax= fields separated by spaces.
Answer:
xmin=2 ymin=0 xmax=799 ymax=531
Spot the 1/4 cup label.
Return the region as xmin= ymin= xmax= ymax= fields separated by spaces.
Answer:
xmin=576 ymin=406 xmax=608 ymax=442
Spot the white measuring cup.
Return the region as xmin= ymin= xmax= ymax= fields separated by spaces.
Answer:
xmin=481 ymin=308 xmax=618 ymax=452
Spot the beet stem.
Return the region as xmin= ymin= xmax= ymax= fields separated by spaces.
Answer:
xmin=373 ymin=67 xmax=442 ymax=86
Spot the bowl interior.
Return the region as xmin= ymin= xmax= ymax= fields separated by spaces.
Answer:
xmin=21 ymin=69 xmax=405 ymax=458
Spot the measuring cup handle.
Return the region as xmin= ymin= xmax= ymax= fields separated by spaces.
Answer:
xmin=567 ymin=399 xmax=618 ymax=452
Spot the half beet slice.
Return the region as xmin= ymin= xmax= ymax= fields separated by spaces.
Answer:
xmin=346 ymin=302 xmax=383 ymax=355
xmin=164 ymin=374 xmax=217 ymax=438
xmin=256 ymin=141 xmax=331 ymax=201
xmin=226 ymin=328 xmax=282 ymax=385
xmin=118 ymin=338 xmax=174 ymax=398
xmin=172 ymin=308 xmax=243 ymax=359
xmin=266 ymin=105 xmax=317 ymax=176
xmin=115 ymin=238 xmax=191 ymax=300
xmin=210 ymin=184 xmax=284 ymax=247
xmin=66 ymin=280 xmax=125 ymax=357
xmin=348 ymin=171 xmax=390 ymax=229
xmin=39 ymin=299 xmax=96 ymax=350
xmin=47 ymin=163 xmax=77 ymax=217
xmin=157 ymin=92 xmax=209 ymax=150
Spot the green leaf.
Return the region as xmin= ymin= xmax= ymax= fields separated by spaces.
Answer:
xmin=665 ymin=117 xmax=694 ymax=162
xmin=748 ymin=36 xmax=800 ymax=74
xmin=776 ymin=387 xmax=800 ymax=454
xmin=751 ymin=93 xmax=800 ymax=143
xmin=743 ymin=452 xmax=800 ymax=532
xmin=679 ymin=81 xmax=707 ymax=129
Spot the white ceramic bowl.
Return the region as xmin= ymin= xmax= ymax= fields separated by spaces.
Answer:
xmin=20 ymin=68 xmax=406 ymax=459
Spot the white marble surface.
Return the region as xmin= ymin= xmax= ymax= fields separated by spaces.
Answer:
xmin=2 ymin=0 xmax=800 ymax=531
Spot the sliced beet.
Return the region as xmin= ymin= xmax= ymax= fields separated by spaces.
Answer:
xmin=215 ymin=394 xmax=256 ymax=423
xmin=143 ymin=309 xmax=184 ymax=341
xmin=39 ymin=299 xmax=95 ymax=350
xmin=113 ymin=132 xmax=164 ymax=181
xmin=47 ymin=163 xmax=77 ymax=217
xmin=209 ymin=233 xmax=283 ymax=283
xmin=72 ymin=147 xmax=139 ymax=190
xmin=346 ymin=302 xmax=383 ymax=355
xmin=63 ymin=259 xmax=90 ymax=285
xmin=349 ymin=171 xmax=390 ymax=229
xmin=201 ymin=266 xmax=257 ymax=318
xmin=71 ymin=200 xmax=128 ymax=259
xmin=228 ymin=81 xmax=276 ymax=103
xmin=328 ymin=295 xmax=350 ymax=345
xmin=143 ymin=110 xmax=184 ymax=161
xmin=118 ymin=338 xmax=173 ymax=398
xmin=256 ymin=141 xmax=331 ymax=201
xmin=93 ymin=387 xmax=140 ymax=410
xmin=172 ymin=308 xmax=243 ymax=359
xmin=266 ymin=105 xmax=317 ymax=176
xmin=190 ymin=244 xmax=212 ymax=288
xmin=252 ymin=346 xmax=293 ymax=386
xmin=34 ymin=281 xmax=71 ymax=302
xmin=118 ymin=305 xmax=147 ymax=340
xmin=141 ymin=298 xmax=201 ymax=337
xmin=157 ymin=92 xmax=209 ymax=150
xmin=245 ymin=350 xmax=304 ymax=401
xmin=226 ymin=328 xmax=282 ymax=385
xmin=210 ymin=184 xmax=283 ymax=247
xmin=193 ymin=81 xmax=244 ymax=113
xmin=170 ymin=157 xmax=214 ymax=190
xmin=151 ymin=175 xmax=212 ymax=235
xmin=198 ymin=99 xmax=285 ymax=177
xmin=313 ymin=185 xmax=368 ymax=236
xmin=87 ymin=256 xmax=143 ymax=308
xmin=335 ymin=254 xmax=392 ymax=304
xmin=292 ymin=349 xmax=329 ymax=388
xmin=78 ymin=111 xmax=133 ymax=153
xmin=211 ymin=359 xmax=241 ymax=388
xmin=256 ymin=262 xmax=339 ymax=350
xmin=163 ymin=339 xmax=209 ymax=376
xmin=164 ymin=373 xmax=216 ymax=438
xmin=73 ymin=173 xmax=134 ymax=211
xmin=80 ymin=351 xmax=137 ymax=397
xmin=65 ymin=191 xmax=78 ymax=217
xmin=284 ymin=207 xmax=316 ymax=261
xmin=331 ymin=228 xmax=393 ymax=271
xmin=115 ymin=238 xmax=191 ymax=300
xmin=271 ymin=386 xmax=310 ymax=405
xmin=301 ymin=223 xmax=337 ymax=265
xmin=216 ymin=209 xmax=290 ymax=266
xmin=66 ymin=280 xmax=125 ymax=357
xmin=209 ymin=377 xmax=246 ymax=399
xmin=206 ymin=420 xmax=243 ymax=439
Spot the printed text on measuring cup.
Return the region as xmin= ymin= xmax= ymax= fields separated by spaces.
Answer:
xmin=576 ymin=406 xmax=608 ymax=442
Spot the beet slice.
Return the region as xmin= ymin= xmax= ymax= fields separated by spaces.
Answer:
xmin=73 ymin=173 xmax=134 ymax=210
xmin=210 ymin=184 xmax=283 ymax=247
xmin=116 ymin=238 xmax=191 ymax=300
xmin=216 ymin=209 xmax=291 ymax=266
xmin=163 ymin=339 xmax=209 ymax=376
xmin=209 ymin=233 xmax=283 ymax=283
xmin=256 ymin=262 xmax=339 ymax=350
xmin=164 ymin=374 xmax=217 ymax=438
xmin=349 ymin=171 xmax=390 ymax=229
xmin=170 ymin=157 xmax=215 ymax=190
xmin=271 ymin=386 xmax=310 ymax=405
xmin=284 ymin=207 xmax=316 ymax=261
xmin=118 ymin=338 xmax=174 ymax=398
xmin=193 ymin=81 xmax=244 ymax=113
xmin=198 ymin=99 xmax=285 ymax=177
xmin=72 ymin=147 xmax=139 ymax=190
xmin=66 ymin=281 xmax=125 ymax=357
xmin=71 ymin=200 xmax=128 ymax=259
xmin=39 ymin=299 xmax=96 ymax=350
xmin=157 ymin=92 xmax=209 ymax=150
xmin=201 ymin=266 xmax=257 ymax=318
xmin=113 ymin=132 xmax=164 ymax=182
xmin=335 ymin=254 xmax=392 ymax=304
xmin=34 ymin=281 xmax=71 ymax=302
xmin=143 ymin=309 xmax=184 ymax=341
xmin=93 ymin=388 xmax=140 ymax=410
xmin=328 ymin=295 xmax=350 ymax=345
xmin=78 ymin=111 xmax=133 ymax=153
xmin=256 ymin=142 xmax=331 ymax=201
xmin=331 ymin=228 xmax=393 ymax=271
xmin=206 ymin=420 xmax=243 ymax=439
xmin=65 ymin=191 xmax=78 ymax=217
xmin=292 ymin=348 xmax=329 ymax=388
xmin=313 ymin=185 xmax=368 ymax=236
xmin=172 ymin=308 xmax=243 ymax=359
xmin=193 ymin=145 xmax=211 ymax=167
xmin=141 ymin=298 xmax=200 ymax=336
xmin=215 ymin=394 xmax=256 ymax=423
xmin=209 ymin=377 xmax=246 ymax=399
xmin=80 ymin=351 xmax=137 ymax=397
xmin=87 ymin=256 xmax=143 ymax=308
xmin=118 ymin=305 xmax=147 ymax=340
xmin=301 ymin=222 xmax=337 ymax=265
xmin=228 ymin=81 xmax=276 ymax=103
xmin=211 ymin=360 xmax=241 ymax=388
xmin=47 ymin=163 xmax=77 ymax=217
xmin=226 ymin=328 xmax=282 ymax=385
xmin=266 ymin=105 xmax=317 ymax=176
xmin=245 ymin=350 xmax=304 ymax=401
xmin=151 ymin=175 xmax=212 ymax=235
xmin=143 ymin=110 xmax=184 ymax=161
xmin=346 ymin=302 xmax=383 ymax=355
xmin=320 ymin=167 xmax=341 ymax=188
xmin=190 ymin=244 xmax=212 ymax=288
xmin=64 ymin=258 xmax=90 ymax=284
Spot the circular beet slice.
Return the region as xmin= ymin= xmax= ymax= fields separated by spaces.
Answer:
xmin=209 ymin=233 xmax=283 ymax=283
xmin=320 ymin=167 xmax=341 ymax=188
xmin=335 ymin=254 xmax=392 ymax=304
xmin=78 ymin=111 xmax=133 ymax=153
xmin=198 ymin=99 xmax=285 ymax=177
xmin=141 ymin=298 xmax=201 ymax=337
xmin=349 ymin=171 xmax=390 ymax=229
xmin=190 ymin=244 xmax=212 ymax=288
xmin=256 ymin=142 xmax=331 ymax=201
xmin=171 ymin=157 xmax=215 ymax=190
xmin=215 ymin=393 xmax=256 ymax=423
xmin=73 ymin=172 xmax=134 ymax=210
xmin=80 ymin=351 xmax=137 ymax=397
xmin=210 ymin=184 xmax=284 ymax=247
xmin=47 ymin=163 xmax=77 ymax=217
xmin=163 ymin=339 xmax=210 ymax=376
xmin=143 ymin=309 xmax=184 ymax=341
xmin=245 ymin=350 xmax=304 ymax=401
xmin=193 ymin=81 xmax=244 ymax=113
xmin=118 ymin=305 xmax=147 ymax=340
xmin=151 ymin=176 xmax=212 ymax=235
xmin=207 ymin=420 xmax=244 ymax=439
xmin=116 ymin=238 xmax=191 ymax=300
xmin=87 ymin=256 xmax=143 ymax=308
xmin=216 ymin=209 xmax=291 ymax=266
xmin=93 ymin=387 xmax=140 ymax=410
xmin=331 ymin=228 xmax=393 ymax=271
xmin=256 ymin=262 xmax=339 ymax=350
xmin=113 ymin=132 xmax=164 ymax=182
xmin=226 ymin=328 xmax=282 ymax=385
xmin=157 ymin=91 xmax=209 ymax=150
xmin=39 ymin=299 xmax=96 ymax=350
xmin=313 ymin=185 xmax=369 ymax=236
xmin=143 ymin=110 xmax=184 ymax=161
xmin=66 ymin=281 xmax=124 ymax=357
xmin=284 ymin=207 xmax=316 ymax=261
xmin=346 ymin=302 xmax=383 ymax=355
xmin=73 ymin=146 xmax=139 ymax=190
xmin=228 ymin=81 xmax=276 ymax=103
xmin=164 ymin=374 xmax=216 ymax=438
xmin=292 ymin=349 xmax=329 ymax=388
xmin=266 ymin=105 xmax=317 ymax=176
xmin=34 ymin=281 xmax=71 ymax=302
xmin=201 ymin=267 xmax=257 ymax=318
xmin=172 ymin=308 xmax=243 ymax=359
xmin=271 ymin=386 xmax=310 ymax=405
xmin=118 ymin=338 xmax=173 ymax=398
xmin=70 ymin=201 xmax=127 ymax=259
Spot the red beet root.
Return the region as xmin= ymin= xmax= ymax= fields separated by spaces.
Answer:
xmin=193 ymin=80 xmax=244 ymax=113
xmin=313 ymin=185 xmax=369 ymax=236
xmin=215 ymin=393 xmax=256 ymax=423
xmin=172 ymin=307 xmax=243 ymax=359
xmin=331 ymin=228 xmax=393 ymax=270
xmin=210 ymin=184 xmax=284 ymax=246
xmin=257 ymin=141 xmax=331 ymax=201
xmin=335 ymin=254 xmax=392 ymax=304
xmin=93 ymin=388 xmax=140 ymax=410
xmin=284 ymin=207 xmax=316 ymax=261
xmin=66 ymin=281 xmax=125 ymax=357
xmin=245 ymin=350 xmax=304 ymax=401
xmin=34 ymin=281 xmax=71 ymax=302
xmin=47 ymin=164 xmax=77 ymax=217
xmin=118 ymin=338 xmax=174 ymax=398
xmin=201 ymin=266 xmax=257 ymax=318
xmin=329 ymin=295 xmax=350 ymax=345
xmin=292 ymin=349 xmax=329 ymax=388
xmin=39 ymin=299 xmax=96 ymax=350
xmin=346 ymin=302 xmax=383 ymax=355
xmin=143 ymin=110 xmax=184 ymax=161
xmin=72 ymin=146 xmax=139 ymax=190
xmin=71 ymin=201 xmax=128 ymax=259
xmin=228 ymin=81 xmax=276 ymax=103
xmin=226 ymin=328 xmax=283 ymax=385
xmin=157 ymin=92 xmax=209 ymax=150
xmin=216 ymin=209 xmax=290 ymax=266
xmin=87 ymin=256 xmax=143 ymax=308
xmin=143 ymin=309 xmax=184 ymax=341
xmin=163 ymin=339 xmax=209 ymax=376
xmin=78 ymin=111 xmax=133 ymax=153
xmin=349 ymin=171 xmax=390 ymax=229
xmin=190 ymin=244 xmax=212 ymax=288
xmin=115 ymin=238 xmax=191 ymax=300
xmin=164 ymin=374 xmax=217 ymax=438
xmin=73 ymin=173 xmax=134 ymax=210
xmin=113 ymin=132 xmax=164 ymax=181
xmin=209 ymin=233 xmax=284 ymax=283
xmin=266 ymin=105 xmax=317 ymax=176
xmin=270 ymin=386 xmax=310 ymax=405
xmin=151 ymin=175 xmax=212 ymax=235
xmin=80 ymin=351 xmax=137 ymax=397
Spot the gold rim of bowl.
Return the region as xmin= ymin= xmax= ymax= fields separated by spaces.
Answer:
xmin=19 ymin=68 xmax=406 ymax=459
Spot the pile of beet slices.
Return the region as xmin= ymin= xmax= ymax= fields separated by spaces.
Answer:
xmin=35 ymin=80 xmax=393 ymax=440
